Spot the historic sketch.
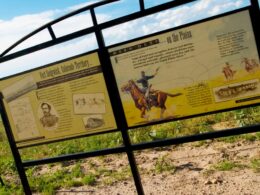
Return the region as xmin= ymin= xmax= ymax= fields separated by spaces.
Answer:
xmin=214 ymin=79 xmax=259 ymax=102
xmin=9 ymin=97 xmax=40 ymax=140
xmin=38 ymin=102 xmax=59 ymax=130
xmin=73 ymin=93 xmax=106 ymax=114
xmin=83 ymin=115 xmax=105 ymax=129
xmin=2 ymin=75 xmax=37 ymax=102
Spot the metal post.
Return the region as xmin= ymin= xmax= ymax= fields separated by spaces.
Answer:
xmin=251 ymin=0 xmax=260 ymax=10
xmin=0 ymin=176 xmax=4 ymax=186
xmin=139 ymin=0 xmax=145 ymax=11
xmin=250 ymin=0 xmax=260 ymax=57
xmin=47 ymin=26 xmax=56 ymax=40
xmin=90 ymin=8 xmax=145 ymax=195
xmin=0 ymin=98 xmax=32 ymax=195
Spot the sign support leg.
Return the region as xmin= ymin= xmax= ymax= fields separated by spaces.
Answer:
xmin=0 ymin=99 xmax=32 ymax=195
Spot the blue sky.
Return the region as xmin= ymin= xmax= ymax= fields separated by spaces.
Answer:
xmin=0 ymin=0 xmax=149 ymax=19
xmin=0 ymin=0 xmax=254 ymax=20
xmin=0 ymin=0 xmax=258 ymax=77
xmin=0 ymin=0 xmax=92 ymax=20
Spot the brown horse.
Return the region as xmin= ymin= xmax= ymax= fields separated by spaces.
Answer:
xmin=121 ymin=80 xmax=182 ymax=119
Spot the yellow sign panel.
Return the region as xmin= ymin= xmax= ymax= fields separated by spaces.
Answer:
xmin=0 ymin=52 xmax=117 ymax=147
xmin=109 ymin=10 xmax=260 ymax=127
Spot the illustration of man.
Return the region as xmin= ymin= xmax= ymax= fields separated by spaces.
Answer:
xmin=241 ymin=57 xmax=254 ymax=73
xmin=40 ymin=102 xmax=58 ymax=128
xmin=137 ymin=68 xmax=159 ymax=110
xmin=222 ymin=62 xmax=236 ymax=81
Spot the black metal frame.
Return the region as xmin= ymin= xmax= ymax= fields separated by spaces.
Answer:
xmin=0 ymin=0 xmax=259 ymax=194
xmin=0 ymin=176 xmax=4 ymax=186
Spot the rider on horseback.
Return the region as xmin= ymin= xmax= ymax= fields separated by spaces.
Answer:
xmin=137 ymin=68 xmax=159 ymax=110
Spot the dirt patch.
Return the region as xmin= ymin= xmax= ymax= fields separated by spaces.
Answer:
xmin=50 ymin=140 xmax=260 ymax=195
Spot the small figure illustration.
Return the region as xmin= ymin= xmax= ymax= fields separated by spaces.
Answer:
xmin=73 ymin=93 xmax=106 ymax=114
xmin=87 ymin=97 xmax=105 ymax=107
xmin=241 ymin=57 xmax=255 ymax=73
xmin=39 ymin=102 xmax=59 ymax=129
xmin=75 ymin=98 xmax=86 ymax=107
xmin=222 ymin=62 xmax=236 ymax=81
xmin=251 ymin=59 xmax=259 ymax=69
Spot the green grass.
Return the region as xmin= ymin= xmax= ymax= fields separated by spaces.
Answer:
xmin=29 ymin=169 xmax=68 ymax=193
xmin=70 ymin=163 xmax=84 ymax=178
xmin=65 ymin=180 xmax=83 ymax=188
xmin=0 ymin=184 xmax=23 ymax=195
xmin=243 ymin=134 xmax=257 ymax=142
xmin=213 ymin=160 xmax=247 ymax=171
xmin=250 ymin=158 xmax=260 ymax=173
xmin=101 ymin=166 xmax=131 ymax=185
xmin=129 ymin=106 xmax=260 ymax=145
xmin=20 ymin=132 xmax=123 ymax=161
xmin=256 ymin=132 xmax=260 ymax=140
xmin=25 ymin=160 xmax=132 ymax=193
xmin=217 ymin=135 xmax=242 ymax=143
xmin=217 ymin=133 xmax=260 ymax=143
xmin=82 ymin=174 xmax=96 ymax=186
xmin=192 ymin=140 xmax=209 ymax=147
xmin=154 ymin=155 xmax=175 ymax=174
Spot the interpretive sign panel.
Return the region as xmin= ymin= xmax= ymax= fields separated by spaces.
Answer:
xmin=0 ymin=52 xmax=117 ymax=147
xmin=109 ymin=10 xmax=260 ymax=127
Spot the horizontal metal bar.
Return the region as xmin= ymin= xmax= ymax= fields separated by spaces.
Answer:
xmin=0 ymin=27 xmax=96 ymax=63
xmin=99 ymin=0 xmax=197 ymax=30
xmin=131 ymin=124 xmax=260 ymax=150
xmin=45 ymin=0 xmax=119 ymax=27
xmin=0 ymin=0 xmax=196 ymax=63
xmin=22 ymin=123 xmax=260 ymax=167
xmin=0 ymin=0 xmax=119 ymax=57
xmin=22 ymin=146 xmax=126 ymax=167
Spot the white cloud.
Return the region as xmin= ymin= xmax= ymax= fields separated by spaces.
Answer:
xmin=0 ymin=34 xmax=98 ymax=78
xmin=0 ymin=1 xmax=110 ymax=55
xmin=67 ymin=0 xmax=100 ymax=12
xmin=194 ymin=0 xmax=211 ymax=11
xmin=103 ymin=0 xmax=249 ymax=46
xmin=52 ymin=13 xmax=93 ymax=37
xmin=0 ymin=11 xmax=57 ymax=34
xmin=96 ymin=13 xmax=112 ymax=23
xmin=0 ymin=11 xmax=57 ymax=54
xmin=10 ymin=30 xmax=52 ymax=54
xmin=0 ymin=1 xmax=109 ymax=78
xmin=208 ymin=0 xmax=245 ymax=16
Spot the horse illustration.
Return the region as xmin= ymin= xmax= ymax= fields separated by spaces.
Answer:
xmin=121 ymin=80 xmax=182 ymax=119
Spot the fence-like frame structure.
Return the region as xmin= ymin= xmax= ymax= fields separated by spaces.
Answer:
xmin=0 ymin=0 xmax=260 ymax=194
